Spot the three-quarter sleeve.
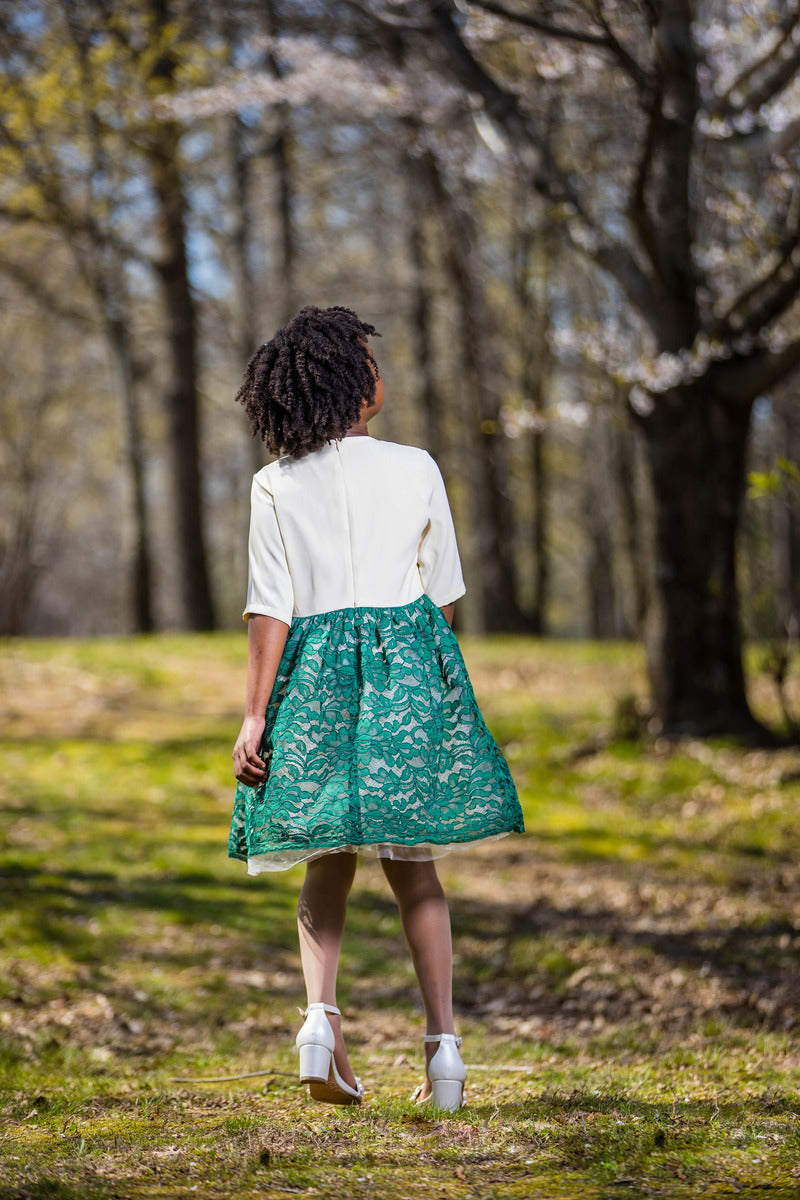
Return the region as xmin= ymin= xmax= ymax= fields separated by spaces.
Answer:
xmin=243 ymin=473 xmax=294 ymax=625
xmin=417 ymin=454 xmax=466 ymax=607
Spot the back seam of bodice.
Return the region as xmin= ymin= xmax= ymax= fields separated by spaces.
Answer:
xmin=333 ymin=442 xmax=357 ymax=608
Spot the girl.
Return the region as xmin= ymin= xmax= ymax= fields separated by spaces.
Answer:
xmin=229 ymin=305 xmax=524 ymax=1111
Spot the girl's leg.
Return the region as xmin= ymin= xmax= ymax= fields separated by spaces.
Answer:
xmin=297 ymin=851 xmax=358 ymax=1089
xmin=380 ymin=857 xmax=455 ymax=1097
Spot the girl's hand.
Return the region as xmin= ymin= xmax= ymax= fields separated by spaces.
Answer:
xmin=233 ymin=714 xmax=267 ymax=785
xmin=233 ymin=614 xmax=289 ymax=786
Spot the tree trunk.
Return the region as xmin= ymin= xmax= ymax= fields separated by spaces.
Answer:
xmin=641 ymin=384 xmax=761 ymax=735
xmin=263 ymin=0 xmax=297 ymax=328
xmin=425 ymin=159 xmax=524 ymax=631
xmin=231 ymin=120 xmax=259 ymax=372
xmin=583 ymin=407 xmax=618 ymax=639
xmin=530 ymin=417 xmax=548 ymax=635
xmin=271 ymin=115 xmax=296 ymax=326
xmin=150 ymin=130 xmax=215 ymax=631
xmin=775 ymin=387 xmax=800 ymax=635
xmin=0 ymin=462 xmax=39 ymax=636
xmin=106 ymin=316 xmax=155 ymax=633
xmin=585 ymin=506 xmax=617 ymax=640
xmin=0 ymin=378 xmax=52 ymax=635
xmin=406 ymin=154 xmax=444 ymax=466
xmin=148 ymin=0 xmax=215 ymax=631
xmin=513 ymin=208 xmax=551 ymax=634
xmin=612 ymin=394 xmax=648 ymax=638
xmin=229 ymin=113 xmax=268 ymax=488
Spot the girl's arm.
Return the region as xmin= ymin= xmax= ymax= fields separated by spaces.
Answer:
xmin=440 ymin=603 xmax=455 ymax=625
xmin=232 ymin=614 xmax=290 ymax=785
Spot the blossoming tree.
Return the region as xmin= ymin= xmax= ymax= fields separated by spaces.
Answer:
xmin=405 ymin=0 xmax=800 ymax=736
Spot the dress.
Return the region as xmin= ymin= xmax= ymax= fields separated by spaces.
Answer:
xmin=228 ymin=437 xmax=524 ymax=873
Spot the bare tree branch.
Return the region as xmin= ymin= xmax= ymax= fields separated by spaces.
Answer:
xmin=721 ymin=336 xmax=800 ymax=403
xmin=710 ymin=195 xmax=800 ymax=339
xmin=467 ymin=0 xmax=605 ymax=47
xmin=741 ymin=45 xmax=800 ymax=113
xmin=467 ymin=0 xmax=651 ymax=89
xmin=56 ymin=0 xmax=109 ymax=194
xmin=716 ymin=116 xmax=800 ymax=157
xmin=708 ymin=7 xmax=800 ymax=117
xmin=627 ymin=76 xmax=664 ymax=283
xmin=0 ymin=255 xmax=97 ymax=328
xmin=0 ymin=95 xmax=120 ymax=270
xmin=739 ymin=257 xmax=800 ymax=340
xmin=590 ymin=0 xmax=653 ymax=90
xmin=425 ymin=0 xmax=660 ymax=325
xmin=340 ymin=0 xmax=433 ymax=30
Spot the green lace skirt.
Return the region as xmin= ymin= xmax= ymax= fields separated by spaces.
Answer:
xmin=228 ymin=594 xmax=524 ymax=873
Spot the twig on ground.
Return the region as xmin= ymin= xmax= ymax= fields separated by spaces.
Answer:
xmin=167 ymin=1069 xmax=295 ymax=1082
xmin=168 ymin=1063 xmax=533 ymax=1084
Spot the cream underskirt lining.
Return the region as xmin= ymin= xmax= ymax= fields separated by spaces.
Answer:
xmin=246 ymin=832 xmax=510 ymax=875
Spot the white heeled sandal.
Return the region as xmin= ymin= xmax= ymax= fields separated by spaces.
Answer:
xmin=295 ymin=1002 xmax=363 ymax=1106
xmin=413 ymin=1034 xmax=466 ymax=1112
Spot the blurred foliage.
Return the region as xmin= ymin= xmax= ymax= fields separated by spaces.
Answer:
xmin=0 ymin=0 xmax=797 ymax=652
xmin=749 ymin=457 xmax=800 ymax=503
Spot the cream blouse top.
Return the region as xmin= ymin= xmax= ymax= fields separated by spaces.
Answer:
xmin=244 ymin=437 xmax=466 ymax=625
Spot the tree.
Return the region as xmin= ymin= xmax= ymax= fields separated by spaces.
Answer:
xmin=142 ymin=0 xmax=216 ymax=630
xmin=399 ymin=0 xmax=800 ymax=735
xmin=0 ymin=3 xmax=157 ymax=631
xmin=152 ymin=3 xmax=535 ymax=629
xmin=0 ymin=0 xmax=219 ymax=630
xmin=424 ymin=155 xmax=527 ymax=630
xmin=511 ymin=188 xmax=553 ymax=635
xmin=4 ymin=0 xmax=795 ymax=661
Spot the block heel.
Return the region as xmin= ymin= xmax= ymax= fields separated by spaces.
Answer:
xmin=298 ymin=1040 xmax=331 ymax=1083
xmin=414 ymin=1033 xmax=466 ymax=1112
xmin=295 ymin=1002 xmax=363 ymax=1106
xmin=430 ymin=1078 xmax=465 ymax=1111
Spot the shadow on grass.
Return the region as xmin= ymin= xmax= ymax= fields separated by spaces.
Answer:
xmin=344 ymin=882 xmax=799 ymax=1019
xmin=0 ymin=863 xmax=300 ymax=982
xmin=3 ymin=853 xmax=797 ymax=1040
xmin=0 ymin=863 xmax=290 ymax=917
xmin=457 ymin=886 xmax=800 ymax=972
xmin=531 ymin=822 xmax=799 ymax=866
xmin=0 ymin=1187 xmax=98 ymax=1200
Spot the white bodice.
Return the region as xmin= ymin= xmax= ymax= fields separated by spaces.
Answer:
xmin=244 ymin=437 xmax=465 ymax=625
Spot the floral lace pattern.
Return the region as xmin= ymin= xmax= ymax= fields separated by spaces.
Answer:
xmin=229 ymin=595 xmax=524 ymax=871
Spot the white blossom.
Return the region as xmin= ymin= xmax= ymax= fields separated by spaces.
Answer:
xmin=554 ymin=399 xmax=591 ymax=427
xmin=154 ymin=35 xmax=464 ymax=125
xmin=629 ymin=386 xmax=655 ymax=417
xmin=500 ymin=403 xmax=546 ymax=438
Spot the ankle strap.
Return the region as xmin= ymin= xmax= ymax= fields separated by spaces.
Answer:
xmin=302 ymin=1002 xmax=341 ymax=1016
xmin=424 ymin=1033 xmax=462 ymax=1045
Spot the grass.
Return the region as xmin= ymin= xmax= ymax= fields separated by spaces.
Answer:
xmin=0 ymin=632 xmax=799 ymax=1198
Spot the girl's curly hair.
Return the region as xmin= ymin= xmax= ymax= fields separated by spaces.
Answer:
xmin=235 ymin=305 xmax=381 ymax=458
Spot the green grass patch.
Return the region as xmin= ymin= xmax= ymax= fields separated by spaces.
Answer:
xmin=1 ymin=633 xmax=799 ymax=1197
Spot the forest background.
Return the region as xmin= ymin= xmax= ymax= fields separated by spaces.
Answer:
xmin=2 ymin=6 xmax=800 ymax=1194
xmin=1 ymin=0 xmax=799 ymax=740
